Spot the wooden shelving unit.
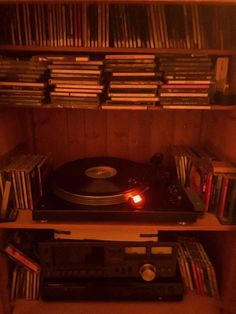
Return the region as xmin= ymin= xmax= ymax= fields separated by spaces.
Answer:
xmin=0 ymin=0 xmax=236 ymax=314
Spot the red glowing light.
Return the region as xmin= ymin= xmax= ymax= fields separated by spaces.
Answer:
xmin=131 ymin=194 xmax=143 ymax=204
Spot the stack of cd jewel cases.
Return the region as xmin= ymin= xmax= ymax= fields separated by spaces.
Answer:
xmin=159 ymin=56 xmax=215 ymax=107
xmin=104 ymin=54 xmax=162 ymax=107
xmin=43 ymin=55 xmax=104 ymax=108
xmin=177 ymin=237 xmax=219 ymax=297
xmin=0 ymin=59 xmax=49 ymax=106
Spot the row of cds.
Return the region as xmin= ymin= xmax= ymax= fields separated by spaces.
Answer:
xmin=172 ymin=145 xmax=236 ymax=224
xmin=0 ymin=54 xmax=223 ymax=108
xmin=0 ymin=154 xmax=52 ymax=210
xmin=177 ymin=237 xmax=219 ymax=297
xmin=1 ymin=3 xmax=236 ymax=49
xmin=11 ymin=265 xmax=40 ymax=301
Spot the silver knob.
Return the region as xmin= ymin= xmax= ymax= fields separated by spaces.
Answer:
xmin=139 ymin=263 xmax=157 ymax=282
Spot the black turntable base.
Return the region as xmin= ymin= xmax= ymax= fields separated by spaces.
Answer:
xmin=32 ymin=157 xmax=198 ymax=223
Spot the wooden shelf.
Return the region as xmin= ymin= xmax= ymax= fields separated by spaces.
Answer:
xmin=12 ymin=292 xmax=221 ymax=314
xmin=1 ymin=210 xmax=236 ymax=235
xmin=1 ymin=45 xmax=236 ymax=56
xmin=0 ymin=104 xmax=236 ymax=111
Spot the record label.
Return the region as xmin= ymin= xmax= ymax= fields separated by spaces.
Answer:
xmin=85 ymin=166 xmax=117 ymax=179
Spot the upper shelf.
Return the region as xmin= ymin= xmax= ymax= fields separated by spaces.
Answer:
xmin=0 ymin=2 xmax=235 ymax=52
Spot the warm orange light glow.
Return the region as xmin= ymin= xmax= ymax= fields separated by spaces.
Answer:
xmin=131 ymin=194 xmax=143 ymax=204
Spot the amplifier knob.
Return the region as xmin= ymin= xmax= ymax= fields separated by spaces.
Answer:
xmin=139 ymin=264 xmax=157 ymax=282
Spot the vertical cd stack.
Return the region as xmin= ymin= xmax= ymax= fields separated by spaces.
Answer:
xmin=177 ymin=237 xmax=219 ymax=297
xmin=0 ymin=59 xmax=49 ymax=106
xmin=0 ymin=153 xmax=52 ymax=211
xmin=40 ymin=55 xmax=104 ymax=108
xmin=104 ymin=54 xmax=161 ymax=107
xmin=158 ymin=56 xmax=215 ymax=108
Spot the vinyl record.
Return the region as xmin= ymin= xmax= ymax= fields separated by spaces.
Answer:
xmin=52 ymin=157 xmax=149 ymax=206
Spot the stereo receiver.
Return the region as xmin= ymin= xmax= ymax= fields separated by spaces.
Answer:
xmin=39 ymin=240 xmax=184 ymax=301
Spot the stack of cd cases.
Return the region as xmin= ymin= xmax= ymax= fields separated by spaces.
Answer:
xmin=0 ymin=59 xmax=49 ymax=106
xmin=104 ymin=54 xmax=162 ymax=107
xmin=43 ymin=55 xmax=104 ymax=108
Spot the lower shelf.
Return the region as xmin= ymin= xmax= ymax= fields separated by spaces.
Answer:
xmin=13 ymin=293 xmax=220 ymax=314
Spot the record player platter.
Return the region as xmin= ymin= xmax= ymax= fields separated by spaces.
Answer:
xmin=52 ymin=157 xmax=149 ymax=206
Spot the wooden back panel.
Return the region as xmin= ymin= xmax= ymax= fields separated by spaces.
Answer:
xmin=0 ymin=109 xmax=29 ymax=165
xmin=30 ymin=109 xmax=203 ymax=167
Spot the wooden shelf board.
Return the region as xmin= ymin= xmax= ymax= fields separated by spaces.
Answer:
xmin=0 ymin=104 xmax=236 ymax=111
xmin=12 ymin=292 xmax=220 ymax=314
xmin=0 ymin=45 xmax=236 ymax=56
xmin=210 ymin=105 xmax=236 ymax=110
xmin=159 ymin=105 xmax=236 ymax=110
xmin=1 ymin=211 xmax=236 ymax=235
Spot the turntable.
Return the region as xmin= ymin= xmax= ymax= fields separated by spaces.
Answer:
xmin=32 ymin=157 xmax=199 ymax=223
